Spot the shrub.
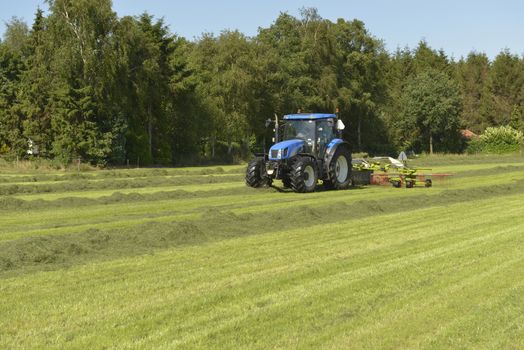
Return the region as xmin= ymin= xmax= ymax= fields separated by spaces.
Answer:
xmin=0 ymin=143 xmax=10 ymax=155
xmin=465 ymin=138 xmax=485 ymax=154
xmin=467 ymin=126 xmax=523 ymax=154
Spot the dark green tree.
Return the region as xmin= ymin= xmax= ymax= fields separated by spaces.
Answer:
xmin=189 ymin=31 xmax=258 ymax=159
xmin=42 ymin=0 xmax=118 ymax=164
xmin=0 ymin=17 xmax=33 ymax=157
xmin=455 ymin=52 xmax=490 ymax=133
xmin=480 ymin=50 xmax=524 ymax=128
xmin=383 ymin=47 xmax=414 ymax=150
xmin=112 ymin=14 xmax=176 ymax=165
xmin=333 ymin=18 xmax=389 ymax=152
xmin=397 ymin=69 xmax=462 ymax=153
xmin=169 ymin=37 xmax=209 ymax=163
xmin=18 ymin=8 xmax=54 ymax=157
xmin=0 ymin=42 xmax=26 ymax=156
xmin=412 ymin=41 xmax=451 ymax=76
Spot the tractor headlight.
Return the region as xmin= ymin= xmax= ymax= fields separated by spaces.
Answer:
xmin=277 ymin=149 xmax=282 ymax=159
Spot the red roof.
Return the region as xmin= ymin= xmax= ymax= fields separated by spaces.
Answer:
xmin=460 ymin=129 xmax=478 ymax=139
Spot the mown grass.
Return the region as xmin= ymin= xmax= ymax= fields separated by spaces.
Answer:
xmin=410 ymin=152 xmax=524 ymax=166
xmin=0 ymin=153 xmax=523 ymax=349
xmin=0 ymin=174 xmax=243 ymax=196
xmin=2 ymin=165 xmax=523 ymax=248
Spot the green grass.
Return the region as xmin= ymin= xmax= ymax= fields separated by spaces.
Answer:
xmin=1 ymin=154 xmax=523 ymax=349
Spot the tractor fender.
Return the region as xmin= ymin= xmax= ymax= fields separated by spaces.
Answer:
xmin=323 ymin=139 xmax=351 ymax=176
xmin=295 ymin=153 xmax=322 ymax=175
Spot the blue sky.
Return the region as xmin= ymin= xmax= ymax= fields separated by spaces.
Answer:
xmin=1 ymin=0 xmax=523 ymax=60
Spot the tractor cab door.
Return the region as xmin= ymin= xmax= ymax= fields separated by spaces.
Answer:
xmin=316 ymin=118 xmax=335 ymax=156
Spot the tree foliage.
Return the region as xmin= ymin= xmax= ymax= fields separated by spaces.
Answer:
xmin=397 ymin=69 xmax=462 ymax=153
xmin=1 ymin=4 xmax=523 ymax=164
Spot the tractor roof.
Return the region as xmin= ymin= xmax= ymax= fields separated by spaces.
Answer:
xmin=283 ymin=113 xmax=336 ymax=120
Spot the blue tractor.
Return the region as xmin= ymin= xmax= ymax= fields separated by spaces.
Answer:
xmin=246 ymin=113 xmax=351 ymax=193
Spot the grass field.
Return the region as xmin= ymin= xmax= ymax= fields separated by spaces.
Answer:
xmin=1 ymin=154 xmax=524 ymax=349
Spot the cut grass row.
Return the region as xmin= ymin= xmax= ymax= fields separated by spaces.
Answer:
xmin=0 ymin=160 xmax=522 ymax=196
xmin=0 ymin=174 xmax=244 ymax=196
xmin=9 ymin=181 xmax=241 ymax=201
xmin=0 ymin=172 xmax=241 ymax=188
xmin=2 ymin=177 xmax=523 ymax=277
xmin=0 ymin=161 xmax=520 ymax=201
xmin=2 ymin=165 xmax=524 ymax=245
xmin=2 ymin=167 xmax=524 ymax=244
xmin=0 ymin=165 xmax=245 ymax=181
xmin=0 ymin=194 xmax=522 ymax=348
xmin=410 ymin=152 xmax=524 ymax=166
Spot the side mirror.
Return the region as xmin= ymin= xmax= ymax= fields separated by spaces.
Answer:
xmin=336 ymin=119 xmax=345 ymax=131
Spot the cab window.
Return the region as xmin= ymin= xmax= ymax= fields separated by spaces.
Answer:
xmin=316 ymin=119 xmax=335 ymax=150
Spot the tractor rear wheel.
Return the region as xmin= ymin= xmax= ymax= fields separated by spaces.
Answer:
xmin=290 ymin=156 xmax=317 ymax=193
xmin=325 ymin=146 xmax=352 ymax=190
xmin=245 ymin=157 xmax=271 ymax=188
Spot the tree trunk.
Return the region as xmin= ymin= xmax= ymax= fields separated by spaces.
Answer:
xmin=429 ymin=134 xmax=433 ymax=155
xmin=210 ymin=134 xmax=216 ymax=158
xmin=241 ymin=136 xmax=248 ymax=158
xmin=148 ymin=104 xmax=153 ymax=160
xmin=227 ymin=141 xmax=233 ymax=155
xmin=357 ymin=115 xmax=361 ymax=151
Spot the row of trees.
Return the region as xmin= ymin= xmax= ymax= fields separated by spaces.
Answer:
xmin=1 ymin=2 xmax=523 ymax=165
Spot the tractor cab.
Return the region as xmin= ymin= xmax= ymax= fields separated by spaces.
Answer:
xmin=269 ymin=113 xmax=342 ymax=161
xmin=281 ymin=116 xmax=336 ymax=155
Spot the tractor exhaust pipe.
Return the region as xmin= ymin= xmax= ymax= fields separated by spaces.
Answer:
xmin=274 ymin=113 xmax=279 ymax=143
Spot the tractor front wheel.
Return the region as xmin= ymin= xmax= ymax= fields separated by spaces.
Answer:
xmin=290 ymin=157 xmax=318 ymax=193
xmin=245 ymin=157 xmax=271 ymax=188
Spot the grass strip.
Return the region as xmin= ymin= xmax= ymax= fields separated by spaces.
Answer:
xmin=1 ymin=179 xmax=523 ymax=278
xmin=0 ymin=195 xmax=522 ymax=348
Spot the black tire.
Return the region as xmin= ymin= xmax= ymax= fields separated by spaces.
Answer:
xmin=326 ymin=146 xmax=352 ymax=190
xmin=391 ymin=180 xmax=401 ymax=188
xmin=289 ymin=156 xmax=318 ymax=193
xmin=406 ymin=179 xmax=414 ymax=188
xmin=425 ymin=179 xmax=432 ymax=187
xmin=245 ymin=157 xmax=270 ymax=188
xmin=282 ymin=176 xmax=292 ymax=188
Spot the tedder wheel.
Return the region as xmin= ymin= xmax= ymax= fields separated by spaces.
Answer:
xmin=290 ymin=156 xmax=318 ymax=193
xmin=391 ymin=180 xmax=401 ymax=188
xmin=425 ymin=179 xmax=433 ymax=187
xmin=406 ymin=179 xmax=414 ymax=188
xmin=324 ymin=146 xmax=352 ymax=190
xmin=245 ymin=157 xmax=271 ymax=188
